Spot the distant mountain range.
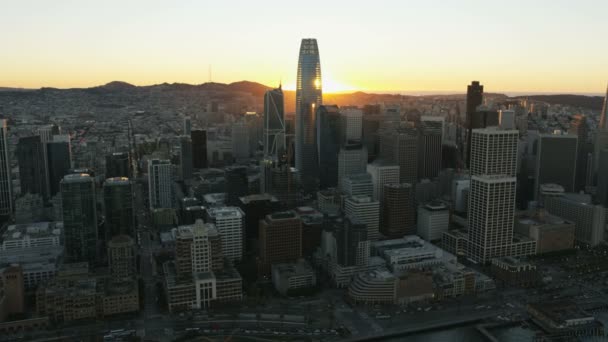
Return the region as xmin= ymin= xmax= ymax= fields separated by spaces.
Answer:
xmin=1 ymin=81 xmax=604 ymax=112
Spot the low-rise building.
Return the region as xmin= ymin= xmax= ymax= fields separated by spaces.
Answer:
xmin=272 ymin=259 xmax=317 ymax=295
xmin=491 ymin=257 xmax=540 ymax=288
xmin=515 ymin=209 xmax=576 ymax=254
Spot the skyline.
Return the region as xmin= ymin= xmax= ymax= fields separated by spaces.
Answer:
xmin=2 ymin=0 xmax=608 ymax=94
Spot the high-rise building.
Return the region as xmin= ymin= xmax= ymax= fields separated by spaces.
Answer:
xmin=367 ymin=161 xmax=400 ymax=201
xmin=569 ymin=114 xmax=591 ymax=191
xmin=225 ymin=166 xmax=248 ymax=206
xmin=535 ymin=134 xmax=578 ymax=196
xmin=108 ymin=234 xmax=136 ymax=280
xmin=417 ymin=202 xmax=450 ymax=241
xmin=381 ymin=183 xmax=415 ymax=238
xmin=418 ymin=116 xmax=443 ymax=180
xmin=17 ymin=136 xmax=48 ymax=200
xmin=105 ymin=152 xmax=130 ymax=179
xmin=295 ymin=38 xmax=322 ymax=192
xmin=148 ymin=159 xmax=173 ymax=209
xmin=206 ymin=207 xmax=244 ymax=263
xmin=238 ymin=194 xmax=280 ymax=249
xmin=465 ymin=81 xmax=483 ymax=168
xmin=468 ymin=175 xmax=516 ymax=263
xmin=0 ymin=120 xmax=12 ymax=218
xmin=232 ymin=122 xmax=249 ymax=162
xmin=362 ymin=115 xmax=382 ymax=162
xmin=498 ymin=110 xmax=516 ymax=130
xmin=344 ymin=195 xmax=380 ymax=241
xmin=191 ymin=130 xmax=208 ymax=169
xmin=545 ymin=193 xmax=605 ymax=246
xmin=46 ymin=141 xmax=71 ymax=197
xmin=338 ymin=142 xmax=368 ymax=185
xmin=599 ymin=83 xmax=608 ymax=132
xmin=258 ymin=211 xmax=302 ymax=275
xmin=317 ymin=105 xmax=342 ymax=189
xmin=385 ymin=126 xmax=419 ymax=184
xmin=341 ymin=173 xmax=373 ymax=199
xmin=180 ymin=136 xmax=193 ymax=181
xmin=341 ymin=108 xmax=363 ymax=142
xmin=594 ymin=85 xmax=608 ymax=181
xmin=336 ymin=216 xmax=368 ymax=267
xmin=263 ymin=86 xmax=285 ymax=160
xmin=61 ymin=174 xmax=98 ymax=264
xmin=470 ymin=128 xmax=518 ymax=177
xmin=104 ymin=177 xmax=135 ymax=238
xmin=183 ymin=116 xmax=192 ymax=136
xmin=596 ymin=149 xmax=608 ymax=206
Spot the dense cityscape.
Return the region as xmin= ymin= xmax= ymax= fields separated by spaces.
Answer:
xmin=1 ymin=32 xmax=608 ymax=341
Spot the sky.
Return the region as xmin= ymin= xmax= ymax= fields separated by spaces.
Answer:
xmin=1 ymin=0 xmax=608 ymax=94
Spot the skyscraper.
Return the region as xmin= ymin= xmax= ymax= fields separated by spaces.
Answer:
xmin=263 ymin=86 xmax=285 ymax=160
xmin=570 ymin=114 xmax=591 ymax=191
xmin=295 ymin=38 xmax=322 ymax=192
xmin=104 ymin=177 xmax=135 ymax=239
xmin=183 ymin=116 xmax=192 ymax=136
xmin=535 ymin=134 xmax=578 ymax=196
xmin=381 ymin=183 xmax=415 ymax=238
xmin=61 ymin=174 xmax=98 ymax=264
xmin=470 ymin=128 xmax=518 ymax=177
xmin=344 ymin=195 xmax=380 ymax=241
xmin=46 ymin=141 xmax=71 ymax=197
xmin=340 ymin=108 xmax=363 ymax=142
xmin=17 ymin=136 xmax=48 ymax=200
xmin=367 ymin=161 xmax=400 ymax=201
xmin=0 ymin=120 xmax=12 ymax=217
xmin=418 ymin=116 xmax=443 ymax=180
xmin=317 ymin=105 xmax=341 ymax=189
xmin=258 ymin=211 xmax=302 ymax=275
xmin=468 ymin=175 xmax=516 ymax=263
xmin=180 ymin=136 xmax=193 ymax=181
xmin=599 ymin=83 xmax=608 ymax=131
xmin=338 ymin=142 xmax=368 ymax=185
xmin=191 ymin=130 xmax=208 ymax=169
xmin=384 ymin=126 xmax=419 ymax=184
xmin=108 ymin=235 xmax=136 ymax=280
xmin=206 ymin=207 xmax=244 ymax=263
xmin=465 ymin=81 xmax=484 ymax=168
xmin=148 ymin=159 xmax=173 ymax=209
xmin=105 ymin=152 xmax=130 ymax=179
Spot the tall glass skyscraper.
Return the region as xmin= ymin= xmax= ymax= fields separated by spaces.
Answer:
xmin=295 ymin=38 xmax=322 ymax=192
xmin=0 ymin=119 xmax=12 ymax=217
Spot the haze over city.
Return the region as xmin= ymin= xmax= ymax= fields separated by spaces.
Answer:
xmin=2 ymin=0 xmax=608 ymax=94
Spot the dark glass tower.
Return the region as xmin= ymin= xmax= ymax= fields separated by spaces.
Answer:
xmin=180 ymin=136 xmax=193 ymax=181
xmin=263 ymin=86 xmax=285 ymax=159
xmin=61 ymin=173 xmax=98 ymax=265
xmin=17 ymin=136 xmax=48 ymax=200
xmin=295 ymin=38 xmax=322 ymax=192
xmin=104 ymin=177 xmax=135 ymax=239
xmin=316 ymin=105 xmax=341 ymax=189
xmin=191 ymin=129 xmax=208 ymax=169
xmin=0 ymin=120 xmax=12 ymax=217
xmin=418 ymin=118 xmax=443 ymax=180
xmin=105 ymin=152 xmax=130 ymax=179
xmin=465 ymin=81 xmax=483 ymax=168
xmin=46 ymin=141 xmax=71 ymax=197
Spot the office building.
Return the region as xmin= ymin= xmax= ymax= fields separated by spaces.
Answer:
xmin=597 ymin=149 xmax=608 ymax=206
xmin=103 ymin=177 xmax=135 ymax=238
xmin=599 ymin=83 xmax=608 ymax=131
xmin=46 ymin=140 xmax=71 ymax=197
xmin=338 ymin=142 xmax=367 ymax=185
xmin=17 ymin=136 xmax=48 ymax=200
xmin=238 ymin=194 xmax=279 ymax=247
xmin=295 ymin=38 xmax=322 ymax=192
xmin=148 ymin=159 xmax=173 ymax=209
xmin=382 ymin=126 xmax=418 ymax=184
xmin=272 ymin=259 xmax=316 ymax=295
xmin=225 ymin=166 xmax=248 ymax=206
xmin=345 ymin=195 xmax=380 ymax=241
xmin=465 ymin=81 xmax=484 ymax=168
xmin=341 ymin=108 xmax=363 ymax=142
xmin=535 ymin=133 xmax=578 ymax=196
xmin=417 ymin=202 xmax=449 ymax=241
xmin=191 ymin=130 xmax=208 ymax=169
xmin=61 ymin=174 xmax=98 ymax=264
xmin=341 ymin=173 xmax=373 ymax=198
xmin=569 ymin=114 xmax=591 ymax=191
xmin=183 ymin=116 xmax=192 ymax=136
xmin=107 ymin=235 xmax=136 ymax=280
xmin=470 ymin=128 xmax=518 ymax=177
xmin=0 ymin=120 xmax=12 ymax=218
xmin=232 ymin=122 xmax=249 ymax=161
xmin=515 ymin=210 xmax=575 ymax=254
xmin=418 ymin=116 xmax=443 ymax=180
xmin=14 ymin=193 xmax=45 ymax=223
xmin=206 ymin=207 xmax=244 ymax=263
xmin=263 ymin=86 xmax=286 ymax=160
xmin=545 ymin=193 xmax=605 ymax=246
xmin=381 ymin=183 xmax=415 ymax=238
xmin=468 ymin=175 xmax=516 ymax=263
xmin=317 ymin=105 xmax=342 ymax=189
xmin=258 ymin=211 xmax=302 ymax=276
xmin=105 ymin=152 xmax=130 ymax=179
xmin=367 ymin=161 xmax=400 ymax=201
xmin=180 ymin=136 xmax=193 ymax=181
xmin=499 ymin=109 xmax=516 ymax=130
